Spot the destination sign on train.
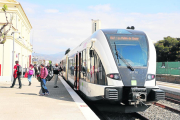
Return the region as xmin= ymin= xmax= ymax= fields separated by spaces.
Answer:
xmin=110 ymin=36 xmax=139 ymax=40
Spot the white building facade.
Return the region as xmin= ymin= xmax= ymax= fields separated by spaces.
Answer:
xmin=0 ymin=0 xmax=32 ymax=81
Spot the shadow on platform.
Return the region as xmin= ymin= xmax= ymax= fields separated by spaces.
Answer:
xmin=15 ymin=76 xmax=74 ymax=102
xmin=0 ymin=86 xmax=11 ymax=88
xmin=16 ymin=93 xmax=38 ymax=95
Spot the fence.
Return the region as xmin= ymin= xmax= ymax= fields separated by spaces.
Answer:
xmin=156 ymin=62 xmax=180 ymax=75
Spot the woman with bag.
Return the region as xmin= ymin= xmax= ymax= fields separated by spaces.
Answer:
xmin=28 ymin=64 xmax=34 ymax=86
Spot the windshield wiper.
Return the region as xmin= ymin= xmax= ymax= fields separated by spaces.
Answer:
xmin=114 ymin=42 xmax=134 ymax=71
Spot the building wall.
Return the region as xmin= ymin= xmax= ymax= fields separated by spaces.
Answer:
xmin=0 ymin=0 xmax=32 ymax=81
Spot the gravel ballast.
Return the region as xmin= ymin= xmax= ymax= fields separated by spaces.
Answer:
xmin=138 ymin=100 xmax=180 ymax=120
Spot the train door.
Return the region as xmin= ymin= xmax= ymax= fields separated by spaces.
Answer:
xmin=74 ymin=53 xmax=81 ymax=90
xmin=65 ymin=56 xmax=68 ymax=80
xmin=78 ymin=53 xmax=81 ymax=90
xmin=90 ymin=53 xmax=95 ymax=83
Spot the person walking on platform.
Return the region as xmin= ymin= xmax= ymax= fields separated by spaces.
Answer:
xmin=27 ymin=64 xmax=34 ymax=86
xmin=46 ymin=63 xmax=52 ymax=71
xmin=10 ymin=61 xmax=22 ymax=89
xmin=34 ymin=64 xmax=38 ymax=78
xmin=40 ymin=64 xmax=49 ymax=96
xmin=53 ymin=63 xmax=60 ymax=88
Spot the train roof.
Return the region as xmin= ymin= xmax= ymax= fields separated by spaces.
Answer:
xmin=101 ymin=29 xmax=146 ymax=35
xmin=61 ymin=29 xmax=147 ymax=61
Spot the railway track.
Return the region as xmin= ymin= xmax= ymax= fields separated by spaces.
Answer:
xmin=165 ymin=97 xmax=180 ymax=105
xmin=165 ymin=92 xmax=180 ymax=104
xmin=153 ymin=102 xmax=180 ymax=115
xmin=152 ymin=90 xmax=180 ymax=115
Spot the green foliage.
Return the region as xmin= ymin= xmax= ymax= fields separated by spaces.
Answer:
xmin=0 ymin=4 xmax=14 ymax=44
xmin=49 ymin=61 xmax=52 ymax=64
xmin=155 ymin=36 xmax=180 ymax=62
xmin=2 ymin=4 xmax=8 ymax=11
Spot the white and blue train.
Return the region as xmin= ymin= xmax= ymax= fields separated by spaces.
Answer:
xmin=60 ymin=29 xmax=165 ymax=112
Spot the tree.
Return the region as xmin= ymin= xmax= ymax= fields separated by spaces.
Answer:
xmin=155 ymin=36 xmax=179 ymax=62
xmin=0 ymin=4 xmax=13 ymax=44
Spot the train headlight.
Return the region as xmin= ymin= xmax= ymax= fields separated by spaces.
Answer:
xmin=107 ymin=73 xmax=121 ymax=80
xmin=114 ymin=74 xmax=119 ymax=79
xmin=147 ymin=74 xmax=155 ymax=80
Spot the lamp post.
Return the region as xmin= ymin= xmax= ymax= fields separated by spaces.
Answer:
xmin=11 ymin=31 xmax=20 ymax=82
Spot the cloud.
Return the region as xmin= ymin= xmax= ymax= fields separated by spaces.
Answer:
xmin=44 ymin=9 xmax=59 ymax=13
xmin=88 ymin=4 xmax=111 ymax=11
xmin=20 ymin=2 xmax=180 ymax=55
xmin=19 ymin=2 xmax=39 ymax=14
xmin=24 ymin=8 xmax=35 ymax=14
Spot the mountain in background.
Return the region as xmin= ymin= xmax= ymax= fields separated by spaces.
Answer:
xmin=32 ymin=52 xmax=65 ymax=64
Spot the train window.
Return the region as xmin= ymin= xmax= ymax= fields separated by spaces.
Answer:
xmin=94 ymin=51 xmax=107 ymax=85
xmin=99 ymin=60 xmax=107 ymax=85
xmin=94 ymin=53 xmax=99 ymax=84
xmin=83 ymin=50 xmax=86 ymax=80
xmin=74 ymin=55 xmax=76 ymax=77
xmin=80 ymin=50 xmax=87 ymax=81
xmin=68 ymin=57 xmax=74 ymax=80
xmin=85 ymin=49 xmax=107 ymax=85
xmin=90 ymin=53 xmax=95 ymax=83
xmin=107 ymin=34 xmax=148 ymax=67
xmin=80 ymin=52 xmax=82 ymax=79
xmin=62 ymin=60 xmax=65 ymax=71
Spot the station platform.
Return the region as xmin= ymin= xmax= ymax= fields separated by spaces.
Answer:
xmin=0 ymin=76 xmax=99 ymax=120
xmin=157 ymin=81 xmax=180 ymax=94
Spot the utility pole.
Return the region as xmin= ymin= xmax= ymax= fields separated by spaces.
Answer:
xmin=11 ymin=31 xmax=20 ymax=82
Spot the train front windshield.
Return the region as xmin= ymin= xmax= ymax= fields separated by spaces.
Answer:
xmin=107 ymin=34 xmax=148 ymax=67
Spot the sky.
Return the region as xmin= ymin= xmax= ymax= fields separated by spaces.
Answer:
xmin=17 ymin=0 xmax=180 ymax=54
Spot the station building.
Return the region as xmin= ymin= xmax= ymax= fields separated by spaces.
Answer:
xmin=0 ymin=0 xmax=32 ymax=81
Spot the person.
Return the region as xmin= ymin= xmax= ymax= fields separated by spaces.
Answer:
xmin=74 ymin=66 xmax=77 ymax=90
xmin=10 ymin=61 xmax=22 ymax=89
xmin=53 ymin=63 xmax=60 ymax=88
xmin=46 ymin=63 xmax=51 ymax=71
xmin=59 ymin=63 xmax=63 ymax=76
xmin=34 ymin=64 xmax=39 ymax=78
xmin=27 ymin=64 xmax=34 ymax=86
xmin=40 ymin=64 xmax=49 ymax=96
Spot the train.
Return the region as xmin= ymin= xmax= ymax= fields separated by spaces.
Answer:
xmin=60 ymin=29 xmax=165 ymax=112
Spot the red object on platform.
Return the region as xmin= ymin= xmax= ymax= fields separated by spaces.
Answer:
xmin=24 ymin=72 xmax=28 ymax=78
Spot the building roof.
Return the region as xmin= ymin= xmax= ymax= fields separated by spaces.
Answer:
xmin=0 ymin=0 xmax=17 ymax=4
xmin=0 ymin=0 xmax=32 ymax=29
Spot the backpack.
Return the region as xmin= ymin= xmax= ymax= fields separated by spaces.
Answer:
xmin=28 ymin=69 xmax=33 ymax=75
xmin=53 ymin=66 xmax=59 ymax=74
xmin=17 ymin=65 xmax=22 ymax=75
xmin=45 ymin=68 xmax=53 ymax=81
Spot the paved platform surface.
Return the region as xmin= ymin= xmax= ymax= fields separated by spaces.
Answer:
xmin=0 ymin=76 xmax=88 ymax=120
xmin=157 ymin=81 xmax=180 ymax=93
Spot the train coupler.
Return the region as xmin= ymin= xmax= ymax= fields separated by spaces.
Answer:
xmin=128 ymin=88 xmax=148 ymax=107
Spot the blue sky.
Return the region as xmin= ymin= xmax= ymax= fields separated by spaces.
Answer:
xmin=18 ymin=0 xmax=180 ymax=13
xmin=16 ymin=0 xmax=180 ymax=54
